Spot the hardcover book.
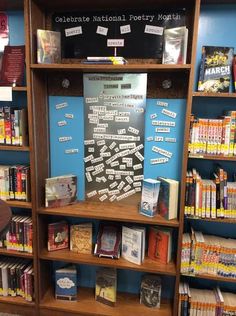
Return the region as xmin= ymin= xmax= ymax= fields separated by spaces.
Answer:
xmin=95 ymin=268 xmax=117 ymax=306
xmin=48 ymin=221 xmax=69 ymax=251
xmin=140 ymin=274 xmax=162 ymax=308
xmin=37 ymin=29 xmax=61 ymax=64
xmin=198 ymin=46 xmax=234 ymax=93
xmin=45 ymin=174 xmax=77 ymax=208
xmin=140 ymin=179 xmax=161 ymax=217
xmin=55 ymin=265 xmax=77 ymax=301
xmin=148 ymin=226 xmax=172 ymax=264
xmin=157 ymin=177 xmax=179 ymax=220
xmin=121 ymin=226 xmax=145 ymax=265
xmin=94 ymin=223 xmax=121 ymax=259
xmin=70 ymin=223 xmax=92 ymax=254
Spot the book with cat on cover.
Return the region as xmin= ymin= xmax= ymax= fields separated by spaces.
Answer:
xmin=70 ymin=223 xmax=92 ymax=254
xmin=198 ymin=46 xmax=234 ymax=93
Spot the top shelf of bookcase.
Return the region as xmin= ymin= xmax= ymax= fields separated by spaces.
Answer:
xmin=192 ymin=92 xmax=236 ymax=98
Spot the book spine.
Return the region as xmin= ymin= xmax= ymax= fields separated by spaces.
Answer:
xmin=4 ymin=106 xmax=12 ymax=145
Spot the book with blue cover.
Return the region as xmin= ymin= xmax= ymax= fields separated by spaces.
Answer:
xmin=55 ymin=265 xmax=77 ymax=301
xmin=140 ymin=179 xmax=161 ymax=217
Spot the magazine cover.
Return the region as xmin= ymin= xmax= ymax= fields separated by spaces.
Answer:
xmin=198 ymin=46 xmax=234 ymax=93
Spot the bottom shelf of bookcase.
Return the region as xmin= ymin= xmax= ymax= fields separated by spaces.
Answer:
xmin=0 ymin=297 xmax=35 ymax=316
xmin=40 ymin=287 xmax=172 ymax=316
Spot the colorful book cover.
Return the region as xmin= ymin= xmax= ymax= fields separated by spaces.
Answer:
xmin=121 ymin=226 xmax=144 ymax=265
xmin=70 ymin=223 xmax=92 ymax=254
xmin=48 ymin=221 xmax=69 ymax=251
xmin=95 ymin=268 xmax=116 ymax=306
xmin=140 ymin=179 xmax=161 ymax=217
xmin=198 ymin=46 xmax=234 ymax=93
xmin=45 ymin=174 xmax=77 ymax=208
xmin=55 ymin=265 xmax=77 ymax=301
xmin=148 ymin=226 xmax=172 ymax=263
xmin=37 ymin=29 xmax=61 ymax=64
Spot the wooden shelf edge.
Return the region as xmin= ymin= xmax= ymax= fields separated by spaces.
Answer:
xmin=0 ymin=248 xmax=33 ymax=258
xmin=181 ymin=273 xmax=236 ymax=283
xmin=188 ymin=154 xmax=236 ymax=161
xmin=0 ymin=296 xmax=35 ymax=307
xmin=37 ymin=201 xmax=179 ymax=227
xmin=40 ymin=287 xmax=172 ymax=316
xmin=39 ymin=249 xmax=176 ymax=276
xmin=0 ymin=145 xmax=30 ymax=152
xmin=6 ymin=201 xmax=32 ymax=209
xmin=192 ymin=91 xmax=236 ymax=98
xmin=30 ymin=63 xmax=191 ymax=72
xmin=12 ymin=86 xmax=27 ymax=91
xmin=185 ymin=216 xmax=236 ymax=224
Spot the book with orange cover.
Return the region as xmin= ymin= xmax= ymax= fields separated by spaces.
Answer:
xmin=148 ymin=226 xmax=172 ymax=264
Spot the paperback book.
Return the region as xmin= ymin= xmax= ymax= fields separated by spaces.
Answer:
xmin=140 ymin=179 xmax=161 ymax=217
xmin=48 ymin=221 xmax=69 ymax=251
xmin=45 ymin=174 xmax=77 ymax=208
xmin=121 ymin=226 xmax=145 ymax=265
xmin=140 ymin=274 xmax=162 ymax=308
xmin=37 ymin=29 xmax=61 ymax=64
xmin=95 ymin=268 xmax=117 ymax=306
xmin=70 ymin=223 xmax=92 ymax=254
xmin=55 ymin=265 xmax=77 ymax=301
xmin=198 ymin=46 xmax=234 ymax=93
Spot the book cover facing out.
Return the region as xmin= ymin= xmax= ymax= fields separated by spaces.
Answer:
xmin=70 ymin=223 xmax=93 ymax=254
xmin=37 ymin=29 xmax=61 ymax=64
xmin=48 ymin=221 xmax=69 ymax=251
xmin=140 ymin=179 xmax=160 ymax=217
xmin=140 ymin=274 xmax=161 ymax=308
xmin=95 ymin=268 xmax=117 ymax=306
xmin=55 ymin=265 xmax=77 ymax=301
xmin=198 ymin=46 xmax=234 ymax=93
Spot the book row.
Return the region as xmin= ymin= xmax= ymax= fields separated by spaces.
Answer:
xmin=0 ymin=107 xmax=28 ymax=146
xmin=185 ymin=167 xmax=236 ymax=219
xmin=0 ymin=216 xmax=33 ymax=253
xmin=0 ymin=258 xmax=33 ymax=302
xmin=188 ymin=111 xmax=236 ymax=156
xmin=55 ymin=265 xmax=162 ymax=308
xmin=179 ymin=283 xmax=236 ymax=316
xmin=48 ymin=221 xmax=173 ymax=265
xmin=181 ymin=229 xmax=236 ymax=278
xmin=0 ymin=165 xmax=30 ymax=202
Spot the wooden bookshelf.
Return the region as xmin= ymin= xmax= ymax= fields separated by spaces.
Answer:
xmin=185 ymin=216 xmax=236 ymax=224
xmin=38 ymin=201 xmax=179 ymax=227
xmin=0 ymin=145 xmax=30 ymax=152
xmin=0 ymin=295 xmax=35 ymax=307
xmin=0 ymin=248 xmax=33 ymax=259
xmin=182 ymin=273 xmax=236 ymax=284
xmin=192 ymin=91 xmax=236 ymax=98
xmin=40 ymin=248 xmax=176 ymax=275
xmin=40 ymin=287 xmax=172 ymax=316
xmin=12 ymin=86 xmax=27 ymax=92
xmin=30 ymin=63 xmax=191 ymax=72
xmin=6 ymin=201 xmax=32 ymax=209
xmin=188 ymin=154 xmax=236 ymax=161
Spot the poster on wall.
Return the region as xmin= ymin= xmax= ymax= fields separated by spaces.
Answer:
xmin=83 ymin=73 xmax=147 ymax=203
xmin=52 ymin=9 xmax=186 ymax=59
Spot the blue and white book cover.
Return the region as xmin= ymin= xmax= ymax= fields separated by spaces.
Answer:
xmin=55 ymin=265 xmax=77 ymax=300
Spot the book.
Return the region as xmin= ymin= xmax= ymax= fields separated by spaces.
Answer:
xmin=198 ymin=46 xmax=234 ymax=93
xmin=234 ymin=55 xmax=236 ymax=92
xmin=37 ymin=29 xmax=61 ymax=64
xmin=162 ymin=26 xmax=188 ymax=64
xmin=70 ymin=223 xmax=92 ymax=254
xmin=55 ymin=265 xmax=77 ymax=301
xmin=45 ymin=174 xmax=77 ymax=208
xmin=48 ymin=221 xmax=69 ymax=251
xmin=157 ymin=177 xmax=179 ymax=220
xmin=0 ymin=45 xmax=25 ymax=86
xmin=140 ymin=179 xmax=161 ymax=217
xmin=140 ymin=274 xmax=161 ymax=308
xmin=121 ymin=226 xmax=145 ymax=265
xmin=94 ymin=223 xmax=121 ymax=259
xmin=148 ymin=226 xmax=173 ymax=264
xmin=95 ymin=268 xmax=116 ymax=306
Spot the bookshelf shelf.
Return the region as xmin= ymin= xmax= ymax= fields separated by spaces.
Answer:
xmin=188 ymin=154 xmax=236 ymax=161
xmin=6 ymin=201 xmax=32 ymax=209
xmin=0 ymin=248 xmax=33 ymax=259
xmin=0 ymin=145 xmax=30 ymax=152
xmin=192 ymin=91 xmax=236 ymax=98
xmin=12 ymin=86 xmax=27 ymax=92
xmin=30 ymin=63 xmax=191 ymax=73
xmin=40 ymin=287 xmax=172 ymax=316
xmin=185 ymin=216 xmax=236 ymax=224
xmin=182 ymin=273 xmax=236 ymax=284
xmin=0 ymin=295 xmax=35 ymax=307
xmin=38 ymin=202 xmax=179 ymax=227
xmin=40 ymin=248 xmax=176 ymax=276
